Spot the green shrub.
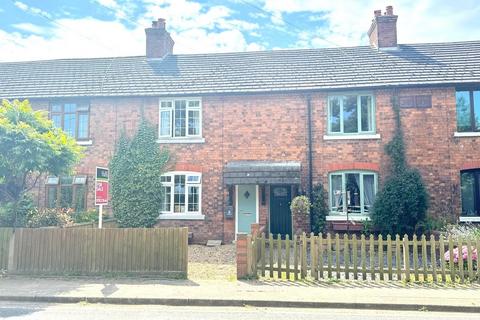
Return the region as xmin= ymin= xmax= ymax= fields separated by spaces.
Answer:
xmin=311 ymin=184 xmax=328 ymax=234
xmin=371 ymin=96 xmax=429 ymax=236
xmin=0 ymin=194 xmax=35 ymax=227
xmin=27 ymin=208 xmax=73 ymax=228
xmin=110 ymin=120 xmax=169 ymax=228
xmin=71 ymin=209 xmax=100 ymax=224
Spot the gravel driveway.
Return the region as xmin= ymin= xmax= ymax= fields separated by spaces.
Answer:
xmin=188 ymin=244 xmax=236 ymax=280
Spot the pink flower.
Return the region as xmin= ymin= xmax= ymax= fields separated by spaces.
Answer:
xmin=444 ymin=246 xmax=478 ymax=263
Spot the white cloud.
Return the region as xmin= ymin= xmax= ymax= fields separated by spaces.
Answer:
xmin=92 ymin=0 xmax=137 ymax=20
xmin=14 ymin=1 xmax=52 ymax=19
xmin=12 ymin=23 xmax=47 ymax=35
xmin=0 ymin=0 xmax=264 ymax=61
xmin=263 ymin=0 xmax=480 ymax=47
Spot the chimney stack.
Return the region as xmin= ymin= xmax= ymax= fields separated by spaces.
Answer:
xmin=368 ymin=6 xmax=398 ymax=50
xmin=145 ymin=18 xmax=174 ymax=59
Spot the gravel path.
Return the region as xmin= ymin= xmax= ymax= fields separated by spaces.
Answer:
xmin=188 ymin=244 xmax=236 ymax=280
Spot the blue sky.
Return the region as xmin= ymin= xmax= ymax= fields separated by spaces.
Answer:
xmin=1 ymin=0 xmax=480 ymax=62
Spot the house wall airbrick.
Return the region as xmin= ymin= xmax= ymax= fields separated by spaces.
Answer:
xmin=27 ymin=85 xmax=480 ymax=243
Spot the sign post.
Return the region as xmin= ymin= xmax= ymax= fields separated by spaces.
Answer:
xmin=95 ymin=167 xmax=109 ymax=229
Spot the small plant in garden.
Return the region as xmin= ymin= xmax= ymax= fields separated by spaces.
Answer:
xmin=443 ymin=223 xmax=480 ymax=242
xmin=444 ymin=246 xmax=478 ymax=273
xmin=27 ymin=208 xmax=73 ymax=228
xmin=290 ymin=195 xmax=311 ymax=216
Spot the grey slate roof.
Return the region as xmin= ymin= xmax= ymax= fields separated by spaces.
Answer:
xmin=1 ymin=41 xmax=480 ymax=99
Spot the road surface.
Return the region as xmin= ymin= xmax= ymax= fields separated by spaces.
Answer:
xmin=0 ymin=302 xmax=478 ymax=320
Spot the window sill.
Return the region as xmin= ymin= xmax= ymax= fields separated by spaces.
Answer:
xmin=326 ymin=214 xmax=370 ymax=221
xmin=454 ymin=132 xmax=480 ymax=138
xmin=158 ymin=213 xmax=205 ymax=220
xmin=323 ymin=134 xmax=381 ymax=141
xmin=157 ymin=138 xmax=205 ymax=144
xmin=77 ymin=140 xmax=93 ymax=146
xmin=459 ymin=216 xmax=480 ymax=222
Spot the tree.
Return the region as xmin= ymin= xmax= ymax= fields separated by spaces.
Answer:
xmin=371 ymin=96 xmax=429 ymax=235
xmin=0 ymin=99 xmax=82 ymax=225
xmin=110 ymin=120 xmax=169 ymax=228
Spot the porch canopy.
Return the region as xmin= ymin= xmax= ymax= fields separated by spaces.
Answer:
xmin=224 ymin=161 xmax=301 ymax=185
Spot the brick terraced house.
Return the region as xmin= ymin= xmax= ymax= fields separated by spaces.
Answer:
xmin=1 ymin=6 xmax=480 ymax=243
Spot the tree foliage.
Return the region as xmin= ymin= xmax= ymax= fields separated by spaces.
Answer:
xmin=0 ymin=99 xmax=83 ymax=226
xmin=110 ymin=120 xmax=169 ymax=228
xmin=311 ymin=183 xmax=329 ymax=234
xmin=371 ymin=96 xmax=428 ymax=235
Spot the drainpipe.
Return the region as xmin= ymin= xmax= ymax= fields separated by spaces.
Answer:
xmin=306 ymin=95 xmax=314 ymax=208
xmin=306 ymin=95 xmax=314 ymax=232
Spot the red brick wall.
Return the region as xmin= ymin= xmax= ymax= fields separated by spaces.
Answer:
xmin=27 ymin=86 xmax=480 ymax=242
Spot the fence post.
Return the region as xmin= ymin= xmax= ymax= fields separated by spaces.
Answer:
xmin=403 ymin=234 xmax=410 ymax=282
xmin=7 ymin=229 xmax=15 ymax=272
xmin=236 ymin=234 xmax=249 ymax=279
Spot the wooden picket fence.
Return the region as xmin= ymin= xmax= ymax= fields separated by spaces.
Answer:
xmin=0 ymin=227 xmax=188 ymax=277
xmin=248 ymin=233 xmax=480 ymax=283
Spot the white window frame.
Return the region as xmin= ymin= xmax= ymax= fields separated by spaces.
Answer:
xmin=159 ymin=171 xmax=203 ymax=220
xmin=158 ymin=98 xmax=202 ymax=139
xmin=327 ymin=94 xmax=376 ymax=135
xmin=328 ymin=171 xmax=378 ymax=217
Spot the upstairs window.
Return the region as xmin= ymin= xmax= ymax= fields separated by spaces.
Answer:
xmin=456 ymin=90 xmax=480 ymax=132
xmin=50 ymin=102 xmax=90 ymax=140
xmin=328 ymin=94 xmax=375 ymax=135
xmin=45 ymin=175 xmax=87 ymax=211
xmin=160 ymin=172 xmax=201 ymax=214
xmin=329 ymin=171 xmax=377 ymax=215
xmin=159 ymin=99 xmax=201 ymax=138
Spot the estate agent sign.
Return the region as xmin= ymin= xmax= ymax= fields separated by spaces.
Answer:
xmin=95 ymin=167 xmax=109 ymax=228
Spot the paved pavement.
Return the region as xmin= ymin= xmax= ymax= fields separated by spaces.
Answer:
xmin=2 ymin=303 xmax=480 ymax=320
xmin=0 ymin=277 xmax=479 ymax=313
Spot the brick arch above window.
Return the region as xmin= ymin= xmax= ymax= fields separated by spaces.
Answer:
xmin=461 ymin=161 xmax=480 ymax=171
xmin=326 ymin=162 xmax=380 ymax=172
xmin=173 ymin=163 xmax=203 ymax=172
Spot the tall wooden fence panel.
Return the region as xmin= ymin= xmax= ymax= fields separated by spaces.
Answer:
xmin=0 ymin=228 xmax=14 ymax=270
xmin=251 ymin=233 xmax=480 ymax=284
xmin=8 ymin=227 xmax=188 ymax=276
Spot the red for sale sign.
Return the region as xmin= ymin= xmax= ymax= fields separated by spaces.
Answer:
xmin=95 ymin=167 xmax=109 ymax=205
xmin=95 ymin=181 xmax=109 ymax=205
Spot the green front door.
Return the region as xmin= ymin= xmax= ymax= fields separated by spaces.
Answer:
xmin=237 ymin=185 xmax=257 ymax=234
xmin=270 ymin=185 xmax=292 ymax=237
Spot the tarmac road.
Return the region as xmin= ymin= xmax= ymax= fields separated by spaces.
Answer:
xmin=1 ymin=302 xmax=479 ymax=320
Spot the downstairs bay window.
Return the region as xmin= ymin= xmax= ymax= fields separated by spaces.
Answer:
xmin=159 ymin=171 xmax=204 ymax=220
xmin=329 ymin=171 xmax=377 ymax=217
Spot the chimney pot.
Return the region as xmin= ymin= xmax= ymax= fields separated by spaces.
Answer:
xmin=386 ymin=5 xmax=393 ymax=15
xmin=145 ymin=18 xmax=174 ymax=59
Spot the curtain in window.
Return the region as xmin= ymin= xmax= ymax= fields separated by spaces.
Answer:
xmin=363 ymin=174 xmax=375 ymax=212
xmin=331 ymin=174 xmax=343 ymax=212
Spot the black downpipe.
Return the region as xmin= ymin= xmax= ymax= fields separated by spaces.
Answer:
xmin=306 ymin=95 xmax=314 ymax=202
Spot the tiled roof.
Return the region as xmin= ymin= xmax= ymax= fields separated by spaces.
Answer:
xmin=1 ymin=41 xmax=480 ymax=99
